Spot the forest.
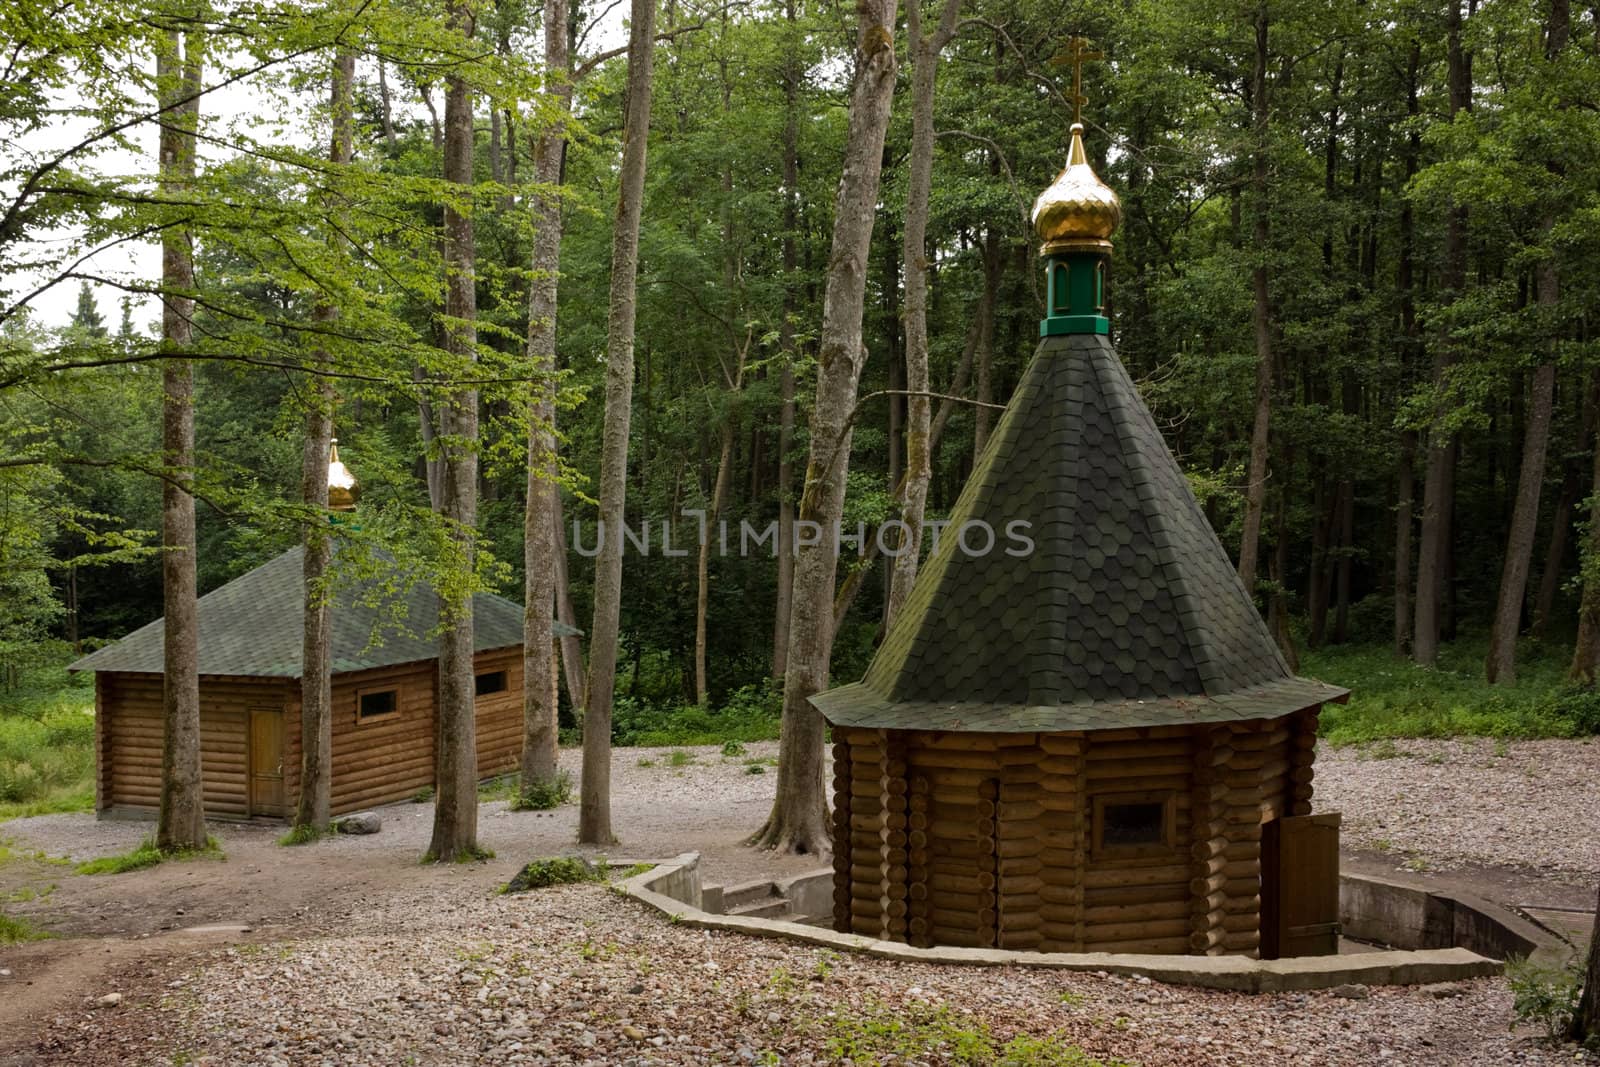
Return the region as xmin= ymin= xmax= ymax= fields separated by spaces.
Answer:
xmin=3 ymin=0 xmax=1600 ymax=855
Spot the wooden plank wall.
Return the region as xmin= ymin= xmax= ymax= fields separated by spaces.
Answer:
xmin=99 ymin=672 xmax=289 ymax=819
xmin=472 ymin=648 xmax=527 ymax=779
xmin=831 ymin=714 xmax=1325 ymax=957
xmin=325 ymin=660 xmax=437 ymax=814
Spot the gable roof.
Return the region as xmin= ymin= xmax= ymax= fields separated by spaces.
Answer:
xmin=69 ymin=546 xmax=579 ymax=679
xmin=812 ymin=332 xmax=1346 ymax=733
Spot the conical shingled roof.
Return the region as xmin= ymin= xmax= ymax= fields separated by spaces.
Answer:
xmin=811 ymin=332 xmax=1346 ymax=733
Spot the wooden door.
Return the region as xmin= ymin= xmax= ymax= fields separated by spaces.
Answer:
xmin=248 ymin=708 xmax=285 ymax=817
xmin=1261 ymin=812 xmax=1341 ymax=958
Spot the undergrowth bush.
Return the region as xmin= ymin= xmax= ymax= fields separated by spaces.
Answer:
xmin=513 ymin=770 xmax=573 ymax=811
xmin=1303 ymin=636 xmax=1600 ymax=744
xmin=1507 ymin=956 xmax=1583 ymax=1043
xmin=0 ymin=689 xmax=96 ymax=818
xmin=603 ymin=681 xmax=782 ymax=747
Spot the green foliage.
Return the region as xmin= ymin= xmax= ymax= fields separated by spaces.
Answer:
xmin=503 ymin=855 xmax=606 ymax=893
xmin=819 ymin=998 xmax=1126 ymax=1067
xmin=1507 ymin=956 xmax=1583 ymax=1043
xmin=0 ymin=911 xmax=49 ymax=943
xmin=277 ymin=823 xmax=326 ymax=847
xmin=609 ymin=682 xmax=782 ymax=747
xmin=410 ymin=786 xmax=434 ymax=804
xmin=76 ymin=835 xmax=221 ymax=875
xmin=1305 ymin=638 xmax=1600 ymax=744
xmin=513 ymin=770 xmax=573 ymax=811
xmin=0 ymin=674 xmax=96 ymax=819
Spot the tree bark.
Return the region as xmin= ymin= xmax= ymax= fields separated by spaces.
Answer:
xmin=1333 ymin=474 xmax=1355 ymax=643
xmin=1236 ymin=0 xmax=1273 ymax=599
xmin=1394 ymin=38 xmax=1420 ymax=658
xmin=551 ymin=497 xmax=587 ymax=708
xmin=972 ymin=229 xmax=999 ymax=461
xmin=295 ymin=48 xmax=355 ymax=836
xmin=521 ymin=0 xmax=572 ymax=804
xmin=427 ymin=0 xmax=480 ymax=862
xmin=695 ymin=343 xmax=746 ymax=705
xmin=1415 ymin=0 xmax=1471 ymax=667
xmin=886 ymin=0 xmax=961 ymax=630
xmin=751 ymin=0 xmax=898 ymax=856
xmin=1573 ymin=880 xmax=1600 ymax=1043
xmin=1486 ymin=0 xmax=1565 ymax=685
xmin=1571 ymin=377 xmax=1600 ymax=681
xmin=1534 ymin=459 xmax=1580 ymax=639
xmin=772 ymin=0 xmax=801 ymax=680
xmin=580 ymin=0 xmax=656 ymax=846
xmin=156 ymin=26 xmax=206 ymax=854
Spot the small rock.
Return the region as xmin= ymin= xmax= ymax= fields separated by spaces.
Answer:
xmin=1331 ymin=983 xmax=1370 ymax=1000
xmin=334 ymin=811 xmax=381 ymax=835
xmin=1419 ymin=982 xmax=1465 ymax=999
xmin=96 ymin=993 xmax=123 ymax=1008
xmin=627 ymin=983 xmax=645 ymax=995
xmin=622 ymin=1025 xmax=645 ymax=1040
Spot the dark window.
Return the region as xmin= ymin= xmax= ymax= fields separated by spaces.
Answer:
xmin=358 ymin=688 xmax=398 ymax=719
xmin=1092 ymin=791 xmax=1174 ymax=857
xmin=1102 ymin=802 xmax=1166 ymax=847
xmin=474 ymin=670 xmax=508 ymax=697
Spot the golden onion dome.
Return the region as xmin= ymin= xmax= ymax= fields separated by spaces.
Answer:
xmin=327 ymin=438 xmax=358 ymax=512
xmin=1031 ymin=123 xmax=1121 ymax=254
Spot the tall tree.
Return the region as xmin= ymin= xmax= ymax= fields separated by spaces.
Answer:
xmin=579 ymin=0 xmax=657 ymax=846
xmin=427 ymin=0 xmax=482 ymax=862
xmin=751 ymin=0 xmax=899 ymax=854
xmin=771 ymin=0 xmax=801 ymax=680
xmin=1235 ymin=0 xmax=1274 ymax=598
xmin=521 ymin=0 xmax=573 ymax=808
xmin=1575 ymin=879 xmax=1600 ymax=1043
xmin=1485 ymin=0 xmax=1569 ymax=685
xmin=885 ymin=0 xmax=961 ymax=628
xmin=155 ymin=24 xmax=207 ymax=854
xmin=295 ymin=47 xmax=355 ymax=836
xmin=1414 ymin=0 xmax=1471 ymax=667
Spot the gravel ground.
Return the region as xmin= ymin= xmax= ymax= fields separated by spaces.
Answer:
xmin=1315 ymin=737 xmax=1600 ymax=883
xmin=24 ymin=884 xmax=1589 ymax=1067
xmin=5 ymin=738 xmax=1599 ymax=1066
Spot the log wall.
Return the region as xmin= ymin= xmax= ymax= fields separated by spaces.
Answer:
xmin=830 ymin=711 xmax=1323 ymax=957
xmin=94 ymin=645 xmax=533 ymax=820
xmin=97 ymin=671 xmax=293 ymax=819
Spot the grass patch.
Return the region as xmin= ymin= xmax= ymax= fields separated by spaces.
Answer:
xmin=75 ymin=835 xmax=221 ymax=875
xmin=666 ymin=749 xmax=696 ymax=767
xmin=277 ymin=822 xmax=326 ymax=847
xmin=503 ymin=855 xmax=606 ymax=892
xmin=512 ymin=770 xmax=573 ymax=811
xmin=0 ymin=678 xmax=97 ymax=822
xmin=820 ymin=998 xmax=1127 ymax=1066
xmin=1302 ymin=637 xmax=1600 ymax=744
xmin=410 ymin=785 xmax=434 ymax=804
xmin=0 ymin=911 xmax=50 ymax=943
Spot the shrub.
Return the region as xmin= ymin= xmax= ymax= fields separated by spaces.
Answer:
xmin=1508 ymin=956 xmax=1583 ymax=1043
xmin=513 ymin=770 xmax=573 ymax=811
xmin=503 ymin=855 xmax=606 ymax=893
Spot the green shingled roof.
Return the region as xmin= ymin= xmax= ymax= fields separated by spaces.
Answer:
xmin=69 ymin=546 xmax=579 ymax=678
xmin=811 ymin=333 xmax=1347 ymax=733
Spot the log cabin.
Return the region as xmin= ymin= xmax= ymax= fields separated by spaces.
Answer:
xmin=812 ymin=119 xmax=1349 ymax=959
xmin=69 ymin=546 xmax=578 ymax=821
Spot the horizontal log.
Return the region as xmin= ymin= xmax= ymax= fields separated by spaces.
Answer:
xmin=1083 ymin=864 xmax=1190 ymax=889
xmin=1039 ymin=884 xmax=1084 ymax=907
xmin=1086 ymin=758 xmax=1192 ymax=780
xmin=1084 ymin=883 xmax=1179 ymax=908
xmin=1221 ymin=912 xmax=1258 ymax=933
xmin=998 ymin=930 xmax=1044 ymax=950
xmin=1083 ymin=900 xmax=1190 ymax=924
xmin=927 ymin=872 xmax=985 ymax=895
xmin=1192 ymin=890 xmax=1229 ymax=915
xmin=1082 ymin=918 xmax=1191 ymax=943
xmin=1189 ymin=926 xmax=1226 ymax=952
xmin=1289 ymin=766 xmax=1315 ymax=785
xmin=1038 ymin=735 xmax=1087 ymax=756
xmin=1088 ymin=740 xmax=1192 ymax=762
xmin=1092 ymin=725 xmax=1187 ymax=744
xmin=1188 ymin=872 xmax=1228 ymax=897
xmin=1191 ymin=835 xmax=1229 ymax=862
xmin=997 ymin=911 xmax=1043 ymax=934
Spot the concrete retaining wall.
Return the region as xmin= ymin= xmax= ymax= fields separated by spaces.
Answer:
xmin=622 ymin=854 xmax=1504 ymax=993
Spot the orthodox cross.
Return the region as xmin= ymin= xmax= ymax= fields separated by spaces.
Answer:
xmin=1052 ymin=36 xmax=1103 ymax=125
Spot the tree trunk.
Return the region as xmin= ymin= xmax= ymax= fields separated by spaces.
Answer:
xmin=1394 ymin=39 xmax=1420 ymax=658
xmin=695 ymin=383 xmax=739 ymax=705
xmin=580 ymin=0 xmax=656 ymax=846
xmin=1415 ymin=0 xmax=1471 ymax=667
xmin=521 ymin=0 xmax=572 ymax=804
xmin=427 ymin=0 xmax=480 ymax=862
xmin=295 ymin=48 xmax=355 ymax=835
xmin=1236 ymin=1 xmax=1273 ymax=599
xmin=972 ymin=229 xmax=999 ymax=461
xmin=1571 ymin=383 xmax=1600 ymax=681
xmin=1395 ymin=430 xmax=1417 ymax=655
xmin=751 ymin=0 xmax=898 ymax=856
xmin=1572 ymin=880 xmax=1600 ymax=1043
xmin=1486 ymin=0 xmax=1565 ymax=684
xmin=1533 ymin=460 xmax=1579 ymax=639
xmin=156 ymin=27 xmax=206 ymax=854
xmin=1333 ymin=475 xmax=1355 ymax=643
xmin=377 ymin=60 xmax=397 ymax=150
xmin=886 ymin=0 xmax=961 ymax=629
xmin=551 ymin=497 xmax=587 ymax=708
xmin=773 ymin=2 xmax=799 ymax=680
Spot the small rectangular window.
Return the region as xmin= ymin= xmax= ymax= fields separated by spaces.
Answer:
xmin=357 ymin=688 xmax=399 ymax=720
xmin=1092 ymin=792 xmax=1175 ymax=858
xmin=474 ymin=670 xmax=508 ymax=697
